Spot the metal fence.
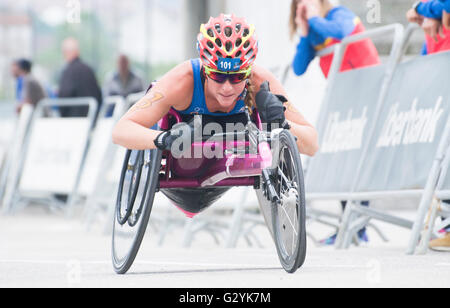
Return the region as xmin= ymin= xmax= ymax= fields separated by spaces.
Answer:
xmin=304 ymin=23 xmax=450 ymax=254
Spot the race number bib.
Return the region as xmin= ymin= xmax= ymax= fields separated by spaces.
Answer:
xmin=217 ymin=57 xmax=241 ymax=72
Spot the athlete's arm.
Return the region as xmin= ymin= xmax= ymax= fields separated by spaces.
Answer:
xmin=252 ymin=65 xmax=319 ymax=157
xmin=112 ymin=61 xmax=193 ymax=150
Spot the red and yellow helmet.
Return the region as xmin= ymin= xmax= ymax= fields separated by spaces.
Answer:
xmin=197 ymin=14 xmax=258 ymax=72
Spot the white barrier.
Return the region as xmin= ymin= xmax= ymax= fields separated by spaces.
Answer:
xmin=0 ymin=104 xmax=34 ymax=212
xmin=1 ymin=98 xmax=97 ymax=214
xmin=82 ymin=93 xmax=142 ymax=232
xmin=0 ymin=104 xmax=16 ymax=168
xmin=19 ymin=118 xmax=90 ymax=193
xmin=78 ymin=96 xmax=127 ymax=196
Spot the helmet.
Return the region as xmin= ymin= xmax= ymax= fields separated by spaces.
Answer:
xmin=197 ymin=14 xmax=258 ymax=72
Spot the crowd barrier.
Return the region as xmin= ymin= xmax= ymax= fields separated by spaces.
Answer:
xmin=305 ymin=22 xmax=450 ymax=254
xmin=1 ymin=98 xmax=97 ymax=215
xmin=0 ymin=104 xmax=34 ymax=213
xmin=82 ymin=93 xmax=140 ymax=232
xmin=0 ymin=104 xmax=17 ymax=196
xmin=0 ymin=104 xmax=16 ymax=167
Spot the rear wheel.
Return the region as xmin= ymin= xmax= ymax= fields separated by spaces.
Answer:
xmin=112 ymin=149 xmax=162 ymax=274
xmin=271 ymin=130 xmax=306 ymax=273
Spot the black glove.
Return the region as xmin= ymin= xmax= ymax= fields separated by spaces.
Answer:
xmin=255 ymin=81 xmax=290 ymax=130
xmin=154 ymin=120 xmax=196 ymax=155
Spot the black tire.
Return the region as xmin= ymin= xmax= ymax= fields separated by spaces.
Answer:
xmin=112 ymin=149 xmax=162 ymax=274
xmin=116 ymin=150 xmax=143 ymax=225
xmin=271 ymin=130 xmax=306 ymax=273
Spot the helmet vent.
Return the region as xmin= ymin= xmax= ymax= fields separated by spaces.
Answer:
xmin=225 ymin=41 xmax=233 ymax=52
xmin=243 ymin=41 xmax=250 ymax=49
xmin=235 ymin=50 xmax=242 ymax=57
xmin=207 ymin=41 xmax=214 ymax=49
xmin=215 ymin=24 xmax=221 ymax=34
xmin=204 ymin=49 xmax=213 ymax=59
xmin=235 ymin=24 xmax=242 ymax=33
xmin=207 ymin=28 xmax=215 ymax=38
xmin=245 ymin=48 xmax=254 ymax=59
xmin=224 ymin=27 xmax=233 ymax=37
xmin=243 ymin=28 xmax=249 ymax=37
xmin=215 ymin=38 xmax=223 ymax=48
xmin=236 ymin=38 xmax=242 ymax=47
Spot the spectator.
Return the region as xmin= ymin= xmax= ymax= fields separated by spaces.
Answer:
xmin=104 ymin=55 xmax=144 ymax=98
xmin=290 ymin=0 xmax=379 ymax=245
xmin=289 ymin=0 xmax=380 ymax=78
xmin=58 ymin=37 xmax=102 ymax=117
xmin=406 ymin=0 xmax=450 ymax=55
xmin=103 ymin=55 xmax=144 ymax=117
xmin=10 ymin=59 xmax=46 ymax=114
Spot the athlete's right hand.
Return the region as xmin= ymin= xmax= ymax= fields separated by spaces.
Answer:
xmin=154 ymin=121 xmax=195 ymax=153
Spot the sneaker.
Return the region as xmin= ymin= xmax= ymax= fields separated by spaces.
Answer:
xmin=357 ymin=228 xmax=369 ymax=244
xmin=319 ymin=230 xmax=369 ymax=246
xmin=429 ymin=233 xmax=450 ymax=252
xmin=319 ymin=234 xmax=337 ymax=246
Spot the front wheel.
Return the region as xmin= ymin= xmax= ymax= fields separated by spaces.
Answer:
xmin=270 ymin=130 xmax=307 ymax=273
xmin=112 ymin=149 xmax=162 ymax=274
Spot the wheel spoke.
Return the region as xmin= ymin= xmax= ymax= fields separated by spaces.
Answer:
xmin=280 ymin=198 xmax=298 ymax=237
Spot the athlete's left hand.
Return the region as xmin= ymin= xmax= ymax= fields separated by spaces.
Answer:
xmin=255 ymin=81 xmax=290 ymax=130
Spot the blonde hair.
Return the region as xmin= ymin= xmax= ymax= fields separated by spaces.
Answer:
xmin=244 ymin=78 xmax=256 ymax=113
xmin=289 ymin=0 xmax=301 ymax=40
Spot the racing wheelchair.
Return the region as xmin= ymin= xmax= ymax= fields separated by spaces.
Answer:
xmin=111 ymin=105 xmax=307 ymax=274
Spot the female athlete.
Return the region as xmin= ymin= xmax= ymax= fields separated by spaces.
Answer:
xmin=112 ymin=14 xmax=318 ymax=159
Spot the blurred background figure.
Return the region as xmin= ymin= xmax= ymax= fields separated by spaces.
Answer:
xmin=289 ymin=0 xmax=380 ymax=78
xmin=406 ymin=0 xmax=450 ymax=55
xmin=10 ymin=59 xmax=46 ymax=115
xmin=103 ymin=55 xmax=144 ymax=117
xmin=289 ymin=0 xmax=379 ymax=246
xmin=104 ymin=55 xmax=144 ymax=98
xmin=58 ymin=37 xmax=102 ymax=118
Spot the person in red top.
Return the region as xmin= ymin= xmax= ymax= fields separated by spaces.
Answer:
xmin=406 ymin=0 xmax=450 ymax=55
xmin=289 ymin=0 xmax=380 ymax=246
xmin=290 ymin=0 xmax=380 ymax=78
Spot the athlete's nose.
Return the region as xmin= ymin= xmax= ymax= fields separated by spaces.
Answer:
xmin=221 ymin=79 xmax=234 ymax=92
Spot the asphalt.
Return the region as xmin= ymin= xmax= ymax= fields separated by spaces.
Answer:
xmin=1 ymin=205 xmax=449 ymax=288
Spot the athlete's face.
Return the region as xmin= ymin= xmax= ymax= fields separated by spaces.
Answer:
xmin=206 ymin=77 xmax=246 ymax=109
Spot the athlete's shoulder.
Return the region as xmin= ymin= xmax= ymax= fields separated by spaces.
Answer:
xmin=153 ymin=60 xmax=194 ymax=110
xmin=250 ymin=64 xmax=279 ymax=92
xmin=250 ymin=64 xmax=289 ymax=99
